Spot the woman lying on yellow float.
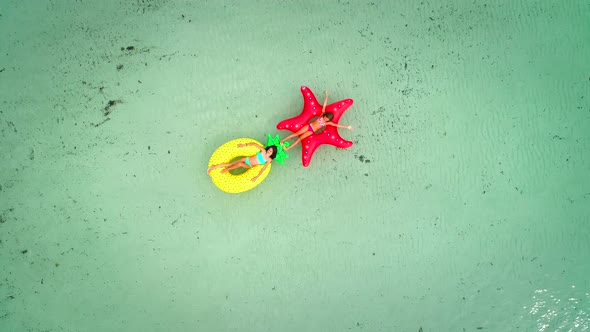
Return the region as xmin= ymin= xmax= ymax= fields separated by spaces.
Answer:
xmin=207 ymin=143 xmax=277 ymax=181
xmin=207 ymin=135 xmax=289 ymax=194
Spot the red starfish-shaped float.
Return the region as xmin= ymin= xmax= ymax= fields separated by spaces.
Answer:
xmin=277 ymin=86 xmax=354 ymax=167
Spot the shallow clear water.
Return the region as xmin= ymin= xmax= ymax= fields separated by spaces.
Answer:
xmin=1 ymin=1 xmax=589 ymax=331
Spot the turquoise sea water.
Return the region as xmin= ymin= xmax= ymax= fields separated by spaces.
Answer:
xmin=1 ymin=1 xmax=589 ymax=331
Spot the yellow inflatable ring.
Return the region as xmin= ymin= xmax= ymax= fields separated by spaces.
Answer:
xmin=208 ymin=138 xmax=272 ymax=193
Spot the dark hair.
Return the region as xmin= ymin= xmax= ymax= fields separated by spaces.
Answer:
xmin=323 ymin=112 xmax=334 ymax=121
xmin=265 ymin=145 xmax=278 ymax=159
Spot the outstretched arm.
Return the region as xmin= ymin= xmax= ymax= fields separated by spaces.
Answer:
xmin=327 ymin=122 xmax=353 ymax=130
xmin=238 ymin=142 xmax=264 ymax=151
xmin=254 ymin=145 xmax=266 ymax=153
xmin=251 ymin=163 xmax=270 ymax=182
xmin=321 ymin=90 xmax=329 ymax=113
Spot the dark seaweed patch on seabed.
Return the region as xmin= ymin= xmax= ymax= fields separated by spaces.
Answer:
xmin=91 ymin=99 xmax=122 ymax=127
xmin=133 ymin=0 xmax=169 ymax=14
xmin=103 ymin=99 xmax=122 ymax=116
xmin=0 ymin=208 xmax=14 ymax=224
xmin=354 ymin=154 xmax=371 ymax=163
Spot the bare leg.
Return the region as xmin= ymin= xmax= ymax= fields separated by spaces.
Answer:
xmin=208 ymin=163 xmax=232 ymax=174
xmin=281 ymin=126 xmax=309 ymax=144
xmin=285 ymin=132 xmax=312 ymax=151
xmin=208 ymin=158 xmax=247 ymax=174
xmin=220 ymin=162 xmax=248 ymax=173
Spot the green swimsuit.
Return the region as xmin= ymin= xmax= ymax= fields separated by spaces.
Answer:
xmin=244 ymin=152 xmax=266 ymax=168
